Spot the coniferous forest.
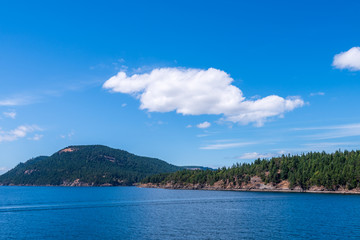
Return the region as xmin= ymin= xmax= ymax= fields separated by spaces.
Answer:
xmin=2 ymin=146 xmax=360 ymax=191
xmin=0 ymin=145 xmax=181 ymax=186
xmin=142 ymin=150 xmax=360 ymax=190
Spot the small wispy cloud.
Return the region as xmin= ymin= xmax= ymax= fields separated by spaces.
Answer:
xmin=237 ymin=152 xmax=275 ymax=160
xmin=293 ymin=123 xmax=360 ymax=140
xmin=0 ymin=125 xmax=42 ymax=142
xmin=303 ymin=142 xmax=360 ymax=149
xmin=333 ymin=47 xmax=360 ymax=71
xmin=28 ymin=134 xmax=43 ymax=141
xmin=273 ymin=142 xmax=360 ymax=156
xmin=3 ymin=111 xmax=16 ymax=119
xmin=196 ymin=130 xmax=220 ymax=138
xmin=60 ymin=130 xmax=75 ymax=139
xmin=197 ymin=134 xmax=210 ymax=138
xmin=0 ymin=167 xmax=7 ymax=174
xmin=310 ymin=130 xmax=360 ymax=140
xmin=0 ymin=96 xmax=34 ymax=106
xmin=293 ymin=123 xmax=360 ymax=131
xmin=310 ymin=92 xmax=325 ymax=97
xmin=200 ymin=141 xmax=256 ymax=150
xmin=197 ymin=121 xmax=211 ymax=129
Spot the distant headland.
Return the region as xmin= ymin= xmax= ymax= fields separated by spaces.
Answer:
xmin=140 ymin=150 xmax=360 ymax=194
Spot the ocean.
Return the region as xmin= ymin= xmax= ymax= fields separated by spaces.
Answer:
xmin=1 ymin=186 xmax=359 ymax=239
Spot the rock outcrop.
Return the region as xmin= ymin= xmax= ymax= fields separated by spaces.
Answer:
xmin=139 ymin=176 xmax=360 ymax=194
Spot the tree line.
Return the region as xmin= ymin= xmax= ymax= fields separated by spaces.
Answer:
xmin=142 ymin=150 xmax=360 ymax=190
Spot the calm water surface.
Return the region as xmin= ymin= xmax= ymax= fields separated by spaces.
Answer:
xmin=0 ymin=186 xmax=359 ymax=239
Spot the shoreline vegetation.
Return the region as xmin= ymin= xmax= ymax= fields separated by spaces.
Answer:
xmin=2 ymin=147 xmax=360 ymax=195
xmin=138 ymin=180 xmax=360 ymax=195
xmin=140 ymin=150 xmax=360 ymax=194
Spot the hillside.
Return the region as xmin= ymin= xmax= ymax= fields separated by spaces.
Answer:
xmin=141 ymin=150 xmax=360 ymax=193
xmin=0 ymin=145 xmax=181 ymax=186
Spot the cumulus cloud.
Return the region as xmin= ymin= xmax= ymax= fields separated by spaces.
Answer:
xmin=103 ymin=67 xmax=304 ymax=126
xmin=3 ymin=111 xmax=16 ymax=119
xmin=197 ymin=121 xmax=211 ymax=129
xmin=0 ymin=125 xmax=42 ymax=142
xmin=333 ymin=47 xmax=360 ymax=71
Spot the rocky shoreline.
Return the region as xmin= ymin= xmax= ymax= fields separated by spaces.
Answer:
xmin=0 ymin=178 xmax=117 ymax=187
xmin=3 ymin=175 xmax=360 ymax=194
xmin=138 ymin=176 xmax=360 ymax=194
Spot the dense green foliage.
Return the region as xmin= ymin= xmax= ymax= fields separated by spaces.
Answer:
xmin=142 ymin=150 xmax=360 ymax=190
xmin=0 ymin=145 xmax=181 ymax=186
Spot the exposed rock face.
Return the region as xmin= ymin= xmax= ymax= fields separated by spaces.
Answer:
xmin=139 ymin=176 xmax=360 ymax=194
xmin=59 ymin=147 xmax=78 ymax=154
xmin=60 ymin=179 xmax=114 ymax=187
xmin=24 ymin=169 xmax=37 ymax=175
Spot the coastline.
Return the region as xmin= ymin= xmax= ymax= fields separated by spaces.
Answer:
xmin=1 ymin=183 xmax=360 ymax=194
xmin=138 ymin=177 xmax=360 ymax=195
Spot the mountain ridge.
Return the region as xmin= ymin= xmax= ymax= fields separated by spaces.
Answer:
xmin=0 ymin=145 xmax=182 ymax=186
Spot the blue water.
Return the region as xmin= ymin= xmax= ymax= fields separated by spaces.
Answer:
xmin=1 ymin=187 xmax=360 ymax=239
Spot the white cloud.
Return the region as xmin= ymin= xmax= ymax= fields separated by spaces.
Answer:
xmin=60 ymin=130 xmax=75 ymax=139
xmin=333 ymin=47 xmax=360 ymax=71
xmin=0 ymin=167 xmax=7 ymax=174
xmin=200 ymin=141 xmax=256 ymax=150
xmin=103 ymin=68 xmax=304 ymax=126
xmin=68 ymin=130 xmax=74 ymax=138
xmin=121 ymin=103 xmax=127 ymax=107
xmin=0 ymin=96 xmax=34 ymax=106
xmin=3 ymin=111 xmax=16 ymax=119
xmin=0 ymin=125 xmax=42 ymax=142
xmin=237 ymin=150 xmax=292 ymax=160
xmin=0 ymin=99 xmax=22 ymax=106
xmin=293 ymin=123 xmax=360 ymax=131
xmin=197 ymin=134 xmax=210 ymax=137
xmin=294 ymin=123 xmax=360 ymax=140
xmin=197 ymin=121 xmax=211 ymax=129
xmin=237 ymin=152 xmax=275 ymax=160
xmin=273 ymin=142 xmax=360 ymax=156
xmin=310 ymin=92 xmax=325 ymax=97
xmin=303 ymin=142 xmax=360 ymax=149
xmin=28 ymin=134 xmax=43 ymax=141
xmin=186 ymin=124 xmax=192 ymax=128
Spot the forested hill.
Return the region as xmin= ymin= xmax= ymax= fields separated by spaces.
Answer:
xmin=141 ymin=150 xmax=360 ymax=192
xmin=0 ymin=145 xmax=181 ymax=186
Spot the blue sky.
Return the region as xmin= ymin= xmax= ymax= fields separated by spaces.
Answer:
xmin=1 ymin=0 xmax=360 ymax=172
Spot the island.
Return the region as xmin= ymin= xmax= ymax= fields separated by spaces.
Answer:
xmin=1 ymin=146 xmax=360 ymax=194
xmin=0 ymin=145 xmax=181 ymax=186
xmin=140 ymin=150 xmax=360 ymax=194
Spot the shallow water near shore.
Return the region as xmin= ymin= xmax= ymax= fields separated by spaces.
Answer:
xmin=1 ymin=186 xmax=360 ymax=240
